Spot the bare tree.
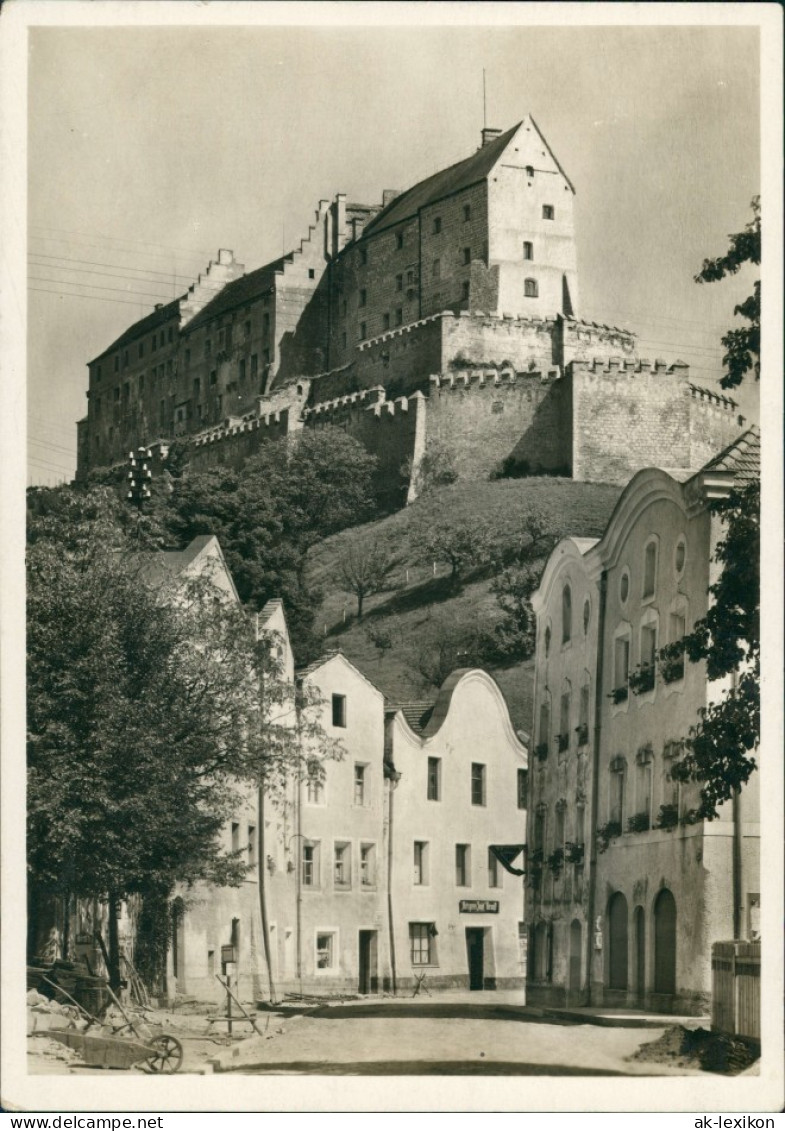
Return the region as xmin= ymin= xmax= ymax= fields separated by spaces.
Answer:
xmin=335 ymin=538 xmax=399 ymax=619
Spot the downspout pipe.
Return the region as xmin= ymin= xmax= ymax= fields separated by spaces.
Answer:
xmin=386 ymin=769 xmax=400 ymax=996
xmin=585 ymin=569 xmax=608 ymax=1007
xmin=257 ymin=782 xmax=277 ymax=1004
xmin=730 ymin=673 xmax=742 ymax=939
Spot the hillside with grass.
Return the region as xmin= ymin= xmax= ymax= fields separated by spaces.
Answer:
xmin=305 ymin=477 xmax=622 ymax=735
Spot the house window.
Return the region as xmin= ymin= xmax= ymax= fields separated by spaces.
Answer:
xmin=643 ymin=540 xmax=658 ymax=599
xmin=315 ymin=932 xmax=336 ymax=970
xmin=383 ymin=313 xmax=390 ymax=331
xmin=302 ymin=841 xmax=320 ymax=888
xmin=583 ymin=598 xmax=591 ymax=634
xmin=244 ymin=320 xmax=251 ymax=339
xmin=354 ymin=763 xmax=367 ymax=806
xmin=359 ymin=289 xmax=367 ymax=308
xmin=523 ymin=241 xmax=534 ymax=261
xmin=332 ymin=694 xmax=347 ymax=728
xmin=360 ymin=843 xmax=376 ymax=887
xmin=184 ymin=349 xmax=190 ymax=367
xmin=542 ymin=204 xmax=554 ymax=220
xmin=308 ymin=268 xmax=315 ymax=279
xmin=578 ymin=683 xmax=590 ymax=745
xmin=610 ymin=759 xmax=626 ymax=826
xmin=555 ymin=804 xmax=566 ymax=850
xmin=306 ymin=764 xmax=324 ymax=804
xmin=359 ymin=248 xmax=367 ymax=266
xmin=488 ymin=848 xmax=502 ymax=889
xmin=231 ymin=822 xmax=240 ymax=854
xmin=413 ymin=841 xmax=428 ymax=885
xmin=239 ymin=359 xmax=246 ymax=383
xmin=263 ymin=313 xmax=270 ymax=334
xmin=462 ymin=280 xmax=470 ymax=301
xmin=247 ymin=825 xmax=257 ymax=871
xmin=559 ymin=691 xmax=571 ymax=751
xmin=250 ymin=355 xmax=258 ymax=381
xmin=396 ymin=232 xmax=404 ymax=250
xmin=395 ymin=308 xmax=403 ymax=326
xmin=360 ymin=322 xmax=367 ymax=340
xmin=620 ymin=570 xmax=630 ymax=604
xmin=209 ymin=371 xmax=217 ymax=386
xmin=432 ymin=259 xmax=441 ymax=279
xmin=433 ymin=217 xmax=442 ymax=234
xmin=409 ymin=922 xmax=435 ymax=965
xmin=674 ymin=537 xmax=687 ymax=576
xmin=463 ymin=204 xmax=472 ymax=222
xmin=614 ymin=635 xmax=630 ymax=695
xmin=562 ymin=584 xmax=572 ymax=643
xmin=641 ymin=622 xmax=658 ymax=675
xmin=524 ymin=278 xmax=539 ymax=298
xmin=538 ymin=701 xmax=550 ymax=756
xmin=218 ymin=328 xmax=225 ymax=348
xmin=123 ymin=350 xmax=129 ymax=368
xmin=396 ymin=274 xmax=403 ymax=292
xmin=205 ymin=339 xmax=211 ymax=357
xmin=138 ymin=342 xmax=144 ymax=359
xmin=455 ymin=844 xmax=470 ymax=887
xmin=525 ymin=165 xmax=534 ymax=177
xmin=114 ymin=355 xmax=120 ymax=372
xmin=168 ymin=327 xmax=173 ymax=343
xmin=471 ymin=763 xmax=486 ymax=806
xmin=635 ymin=746 xmax=653 ymax=826
xmin=517 ymin=768 xmax=528 ymax=809
xmin=427 ymin=757 xmax=441 ymax=801
xmin=462 ymin=247 xmax=471 ymax=265
xmin=334 ymin=842 xmax=351 ymax=888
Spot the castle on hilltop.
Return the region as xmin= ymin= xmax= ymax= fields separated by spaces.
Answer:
xmin=76 ymin=117 xmax=744 ymax=500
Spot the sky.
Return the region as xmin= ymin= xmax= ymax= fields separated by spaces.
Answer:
xmin=25 ymin=14 xmax=763 ymax=485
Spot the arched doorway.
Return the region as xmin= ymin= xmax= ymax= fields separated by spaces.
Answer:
xmin=569 ymin=919 xmax=582 ymax=992
xmin=654 ymin=889 xmax=677 ymax=995
xmin=633 ymin=906 xmax=646 ymax=1001
xmin=608 ymin=892 xmax=628 ymax=991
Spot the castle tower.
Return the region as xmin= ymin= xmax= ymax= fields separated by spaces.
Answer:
xmin=488 ymin=114 xmax=579 ymax=320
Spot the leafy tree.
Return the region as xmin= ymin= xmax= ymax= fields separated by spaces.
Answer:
xmin=335 ymin=538 xmax=400 ymax=619
xmin=487 ymin=564 xmax=540 ymax=662
xmin=26 ymin=520 xmax=337 ymax=989
xmin=660 ymin=480 xmax=760 ymax=818
xmin=695 ymin=196 xmax=760 ymax=389
xmin=415 ymin=620 xmax=488 ymax=688
xmin=417 ymin=516 xmax=492 ymax=588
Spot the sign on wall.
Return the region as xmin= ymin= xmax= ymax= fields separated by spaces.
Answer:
xmin=459 ymin=899 xmax=499 ymax=914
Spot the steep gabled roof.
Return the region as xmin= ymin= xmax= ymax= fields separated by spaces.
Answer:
xmin=362 ymin=124 xmax=522 ymax=238
xmin=184 ymin=255 xmax=292 ymax=334
xmin=697 ymin=424 xmax=760 ymax=486
xmin=385 ymin=700 xmax=436 ymax=735
xmin=89 ymin=297 xmax=183 ymax=365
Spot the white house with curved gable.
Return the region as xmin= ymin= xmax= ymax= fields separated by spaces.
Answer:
xmin=386 ymin=669 xmax=529 ymax=993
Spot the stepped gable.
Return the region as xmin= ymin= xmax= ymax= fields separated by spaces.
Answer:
xmin=697 ymin=423 xmax=760 ymax=485
xmin=183 ymin=256 xmax=289 ymax=334
xmin=88 ymin=298 xmax=182 ymax=365
xmin=362 ymin=124 xmax=521 ymax=238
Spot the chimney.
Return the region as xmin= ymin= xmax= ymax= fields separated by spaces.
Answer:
xmin=382 ymin=189 xmax=401 ymax=207
xmin=481 ymin=127 xmax=503 ymax=148
xmin=218 ymin=249 xmax=234 ymax=265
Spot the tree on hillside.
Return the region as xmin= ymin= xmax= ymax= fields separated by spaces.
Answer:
xmin=417 ymin=516 xmax=492 ymax=588
xmin=695 ymin=196 xmax=760 ymax=390
xmin=27 ymin=522 xmax=338 ymax=990
xmin=335 ymin=537 xmax=400 ymax=619
xmin=164 ymin=427 xmax=379 ymax=658
xmin=660 ymin=479 xmax=760 ymax=819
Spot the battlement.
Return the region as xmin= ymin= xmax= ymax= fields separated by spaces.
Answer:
xmin=569 ymin=356 xmax=689 ymax=377
xmin=688 ymin=382 xmax=739 ymax=411
xmin=305 ymin=385 xmax=427 ymax=421
xmin=192 ymin=407 xmax=290 ymax=448
xmin=429 ymin=365 xmax=560 ymax=390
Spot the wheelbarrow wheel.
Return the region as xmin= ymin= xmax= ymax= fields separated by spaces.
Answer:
xmin=145 ymin=1034 xmax=183 ymax=1074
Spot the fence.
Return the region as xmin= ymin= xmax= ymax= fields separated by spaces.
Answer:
xmin=711 ymin=940 xmax=760 ymax=1041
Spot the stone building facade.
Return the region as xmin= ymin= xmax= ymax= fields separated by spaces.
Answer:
xmin=76 ymin=116 xmax=745 ymax=496
xmin=525 ymin=428 xmax=760 ymax=1014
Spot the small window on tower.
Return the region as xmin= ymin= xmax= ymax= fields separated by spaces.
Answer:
xmin=542 ymin=205 xmax=555 ymax=220
xmin=524 ymin=278 xmax=538 ymax=298
xmin=523 ymin=241 xmax=534 ymax=261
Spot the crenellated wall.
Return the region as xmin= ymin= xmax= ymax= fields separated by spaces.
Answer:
xmin=188 ymin=408 xmax=292 ymax=472
xmin=688 ymin=384 xmax=746 ymax=470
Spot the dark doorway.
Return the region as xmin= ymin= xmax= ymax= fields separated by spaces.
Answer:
xmin=358 ymin=930 xmax=377 ymax=994
xmin=568 ymin=920 xmax=582 ymax=992
xmin=633 ymin=906 xmax=646 ymax=1001
xmin=654 ymin=889 xmax=676 ymax=995
xmin=466 ymin=928 xmax=484 ymax=990
xmin=608 ymin=892 xmax=628 ymax=991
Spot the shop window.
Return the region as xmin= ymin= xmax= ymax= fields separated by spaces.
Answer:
xmin=409 ymin=922 xmax=436 ymax=965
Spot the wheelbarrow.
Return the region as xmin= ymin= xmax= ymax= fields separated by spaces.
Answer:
xmin=41 ymin=973 xmax=184 ymax=1073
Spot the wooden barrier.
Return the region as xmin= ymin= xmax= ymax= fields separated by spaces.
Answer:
xmin=711 ymin=940 xmax=760 ymax=1040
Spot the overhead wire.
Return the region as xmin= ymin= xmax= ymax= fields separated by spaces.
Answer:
xmin=29 ymin=253 xmax=196 ymax=284
xmin=30 ymin=224 xmax=212 ymax=260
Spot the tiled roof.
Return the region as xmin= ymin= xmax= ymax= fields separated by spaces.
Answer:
xmin=295 ymin=648 xmax=342 ymax=681
xmin=89 ymin=298 xmax=183 ymax=365
xmin=133 ymin=534 xmax=217 ymax=586
xmin=258 ymin=598 xmax=285 ymax=625
xmin=362 ymin=124 xmax=521 ymax=237
xmin=699 ymin=424 xmax=761 ymax=485
xmin=184 ymin=255 xmax=292 ymax=334
xmin=387 ymin=700 xmax=436 ymax=734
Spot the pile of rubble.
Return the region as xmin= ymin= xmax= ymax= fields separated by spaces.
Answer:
xmin=27 ymin=989 xmax=88 ymax=1036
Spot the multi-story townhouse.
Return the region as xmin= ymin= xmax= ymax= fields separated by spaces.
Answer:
xmin=526 ymin=428 xmax=760 ymax=1013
